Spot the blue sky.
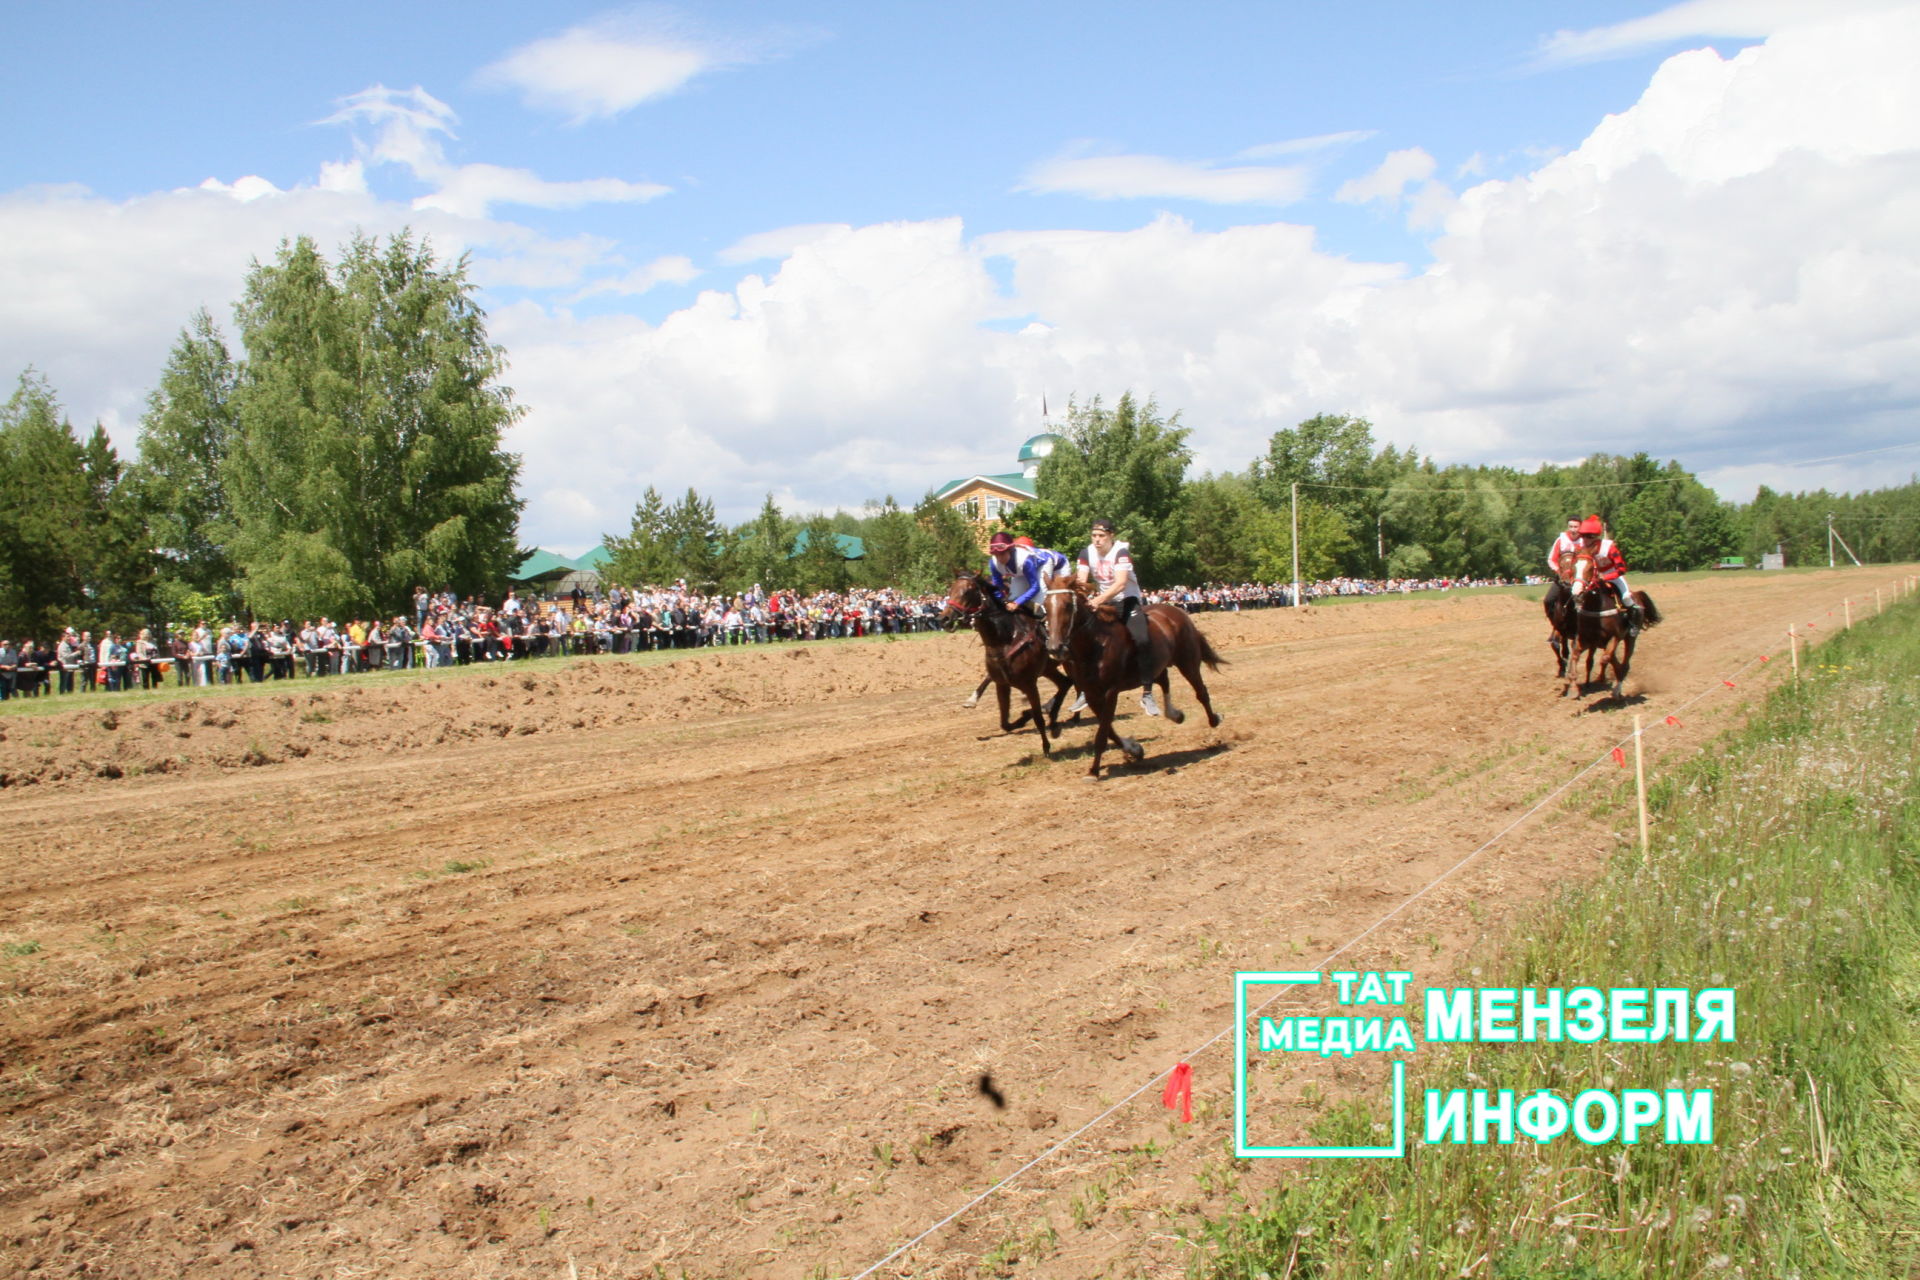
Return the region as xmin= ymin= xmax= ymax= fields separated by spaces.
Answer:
xmin=5 ymin=1 xmax=1918 ymax=550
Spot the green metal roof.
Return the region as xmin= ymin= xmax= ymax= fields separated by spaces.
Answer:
xmin=790 ymin=529 xmax=866 ymax=559
xmin=932 ymin=472 xmax=1037 ymax=502
xmin=572 ymin=544 xmax=613 ymax=570
xmin=511 ymin=548 xmax=579 ymax=581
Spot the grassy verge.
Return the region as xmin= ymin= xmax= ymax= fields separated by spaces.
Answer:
xmin=1198 ymin=594 xmax=1920 ymax=1278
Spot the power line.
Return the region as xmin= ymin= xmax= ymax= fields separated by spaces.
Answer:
xmin=1780 ymin=440 xmax=1920 ymax=467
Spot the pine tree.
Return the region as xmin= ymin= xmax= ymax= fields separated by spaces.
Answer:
xmin=602 ymin=486 xmax=678 ymax=586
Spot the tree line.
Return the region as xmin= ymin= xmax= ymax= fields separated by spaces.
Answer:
xmin=5 ymin=224 xmax=1916 ymax=637
xmin=1 ymin=232 xmax=522 ymax=638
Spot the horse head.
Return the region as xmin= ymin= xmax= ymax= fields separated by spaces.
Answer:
xmin=1042 ymin=578 xmax=1088 ymax=660
xmin=1567 ymin=549 xmax=1596 ymax=596
xmin=942 ymin=570 xmax=987 ymax=627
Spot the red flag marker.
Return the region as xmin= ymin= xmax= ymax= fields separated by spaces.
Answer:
xmin=1760 ymin=654 xmax=1770 ymax=663
xmin=1610 ymin=746 xmax=1626 ymax=767
xmin=1665 ymin=715 xmax=1682 ymax=728
xmin=1723 ymin=679 xmax=1737 ymax=688
xmin=1163 ymin=1062 xmax=1193 ymax=1123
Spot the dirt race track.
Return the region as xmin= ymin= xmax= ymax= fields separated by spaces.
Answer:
xmin=0 ymin=570 xmax=1884 ymax=1279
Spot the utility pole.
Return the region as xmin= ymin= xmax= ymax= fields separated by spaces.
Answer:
xmin=1827 ymin=512 xmax=1835 ymax=568
xmin=1291 ymin=481 xmax=1302 ymax=610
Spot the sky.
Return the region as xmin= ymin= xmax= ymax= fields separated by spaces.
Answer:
xmin=4 ymin=0 xmax=1919 ymax=553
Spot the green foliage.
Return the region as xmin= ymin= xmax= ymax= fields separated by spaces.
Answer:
xmin=1009 ymin=393 xmax=1193 ymax=587
xmin=222 ymin=232 xmax=523 ymax=621
xmin=908 ymin=491 xmax=984 ymax=591
xmin=729 ymin=493 xmax=795 ymax=593
xmin=854 ymin=495 xmax=916 ymax=590
xmin=791 ymin=513 xmax=851 ymax=592
xmin=0 ymin=371 xmax=150 ymax=636
xmin=602 ymin=486 xmax=678 ymax=587
xmin=132 ymin=309 xmax=239 ymax=611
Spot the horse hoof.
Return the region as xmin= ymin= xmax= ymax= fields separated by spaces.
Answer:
xmin=1166 ymin=708 xmax=1186 ymax=725
xmin=963 ymin=694 xmax=979 ymax=708
xmin=1121 ymin=737 xmax=1145 ymax=761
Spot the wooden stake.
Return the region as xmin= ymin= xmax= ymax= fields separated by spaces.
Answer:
xmin=1789 ymin=627 xmax=1799 ymax=681
xmin=1633 ymin=714 xmax=1650 ymax=863
xmin=1844 ymin=599 xmax=1852 ymax=630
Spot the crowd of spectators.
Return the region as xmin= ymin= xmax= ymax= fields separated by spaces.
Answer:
xmin=0 ymin=572 xmax=1529 ymax=700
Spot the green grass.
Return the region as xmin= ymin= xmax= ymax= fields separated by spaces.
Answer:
xmin=1198 ymin=591 xmax=1920 ymax=1278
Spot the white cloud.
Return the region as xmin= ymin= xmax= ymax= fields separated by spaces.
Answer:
xmin=481 ymin=29 xmax=711 ymax=122
xmin=477 ymin=9 xmax=807 ymax=122
xmin=325 ymin=84 xmax=668 ymax=218
xmin=718 ymin=223 xmax=851 ymax=264
xmin=568 ymin=255 xmax=700 ymax=301
xmin=6 ymin=8 xmax=1920 ymax=550
xmin=1335 ymin=147 xmax=1438 ymax=205
xmin=1021 ymin=150 xmax=1311 ymax=205
xmin=1532 ymin=0 xmax=1907 ymax=66
xmin=1236 ymin=131 xmax=1376 ymax=160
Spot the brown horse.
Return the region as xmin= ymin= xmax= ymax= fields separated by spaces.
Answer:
xmin=1560 ymin=550 xmax=1662 ymax=700
xmin=944 ymin=570 xmax=1074 ymax=752
xmin=1042 ymin=580 xmax=1223 ymax=778
xmin=1543 ymin=569 xmax=1579 ymax=678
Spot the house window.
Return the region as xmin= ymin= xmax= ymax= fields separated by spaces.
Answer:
xmin=985 ymin=498 xmax=1003 ymax=519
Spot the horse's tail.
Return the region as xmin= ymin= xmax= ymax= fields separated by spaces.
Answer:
xmin=1635 ymin=592 xmax=1663 ymax=628
xmin=1194 ymin=626 xmax=1226 ymax=672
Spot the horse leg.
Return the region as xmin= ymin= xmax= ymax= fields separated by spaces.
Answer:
xmin=1042 ymin=668 xmax=1071 ymax=737
xmin=1106 ymin=686 xmax=1144 ymax=761
xmin=1085 ymin=686 xmax=1111 ymax=778
xmin=1018 ymin=676 xmax=1051 ymax=754
xmin=964 ymin=674 xmax=991 ymax=708
xmin=1155 ymin=671 xmax=1185 ymax=725
xmin=995 ymin=676 xmax=1023 ymax=733
xmin=1175 ymin=651 xmax=1220 ymax=727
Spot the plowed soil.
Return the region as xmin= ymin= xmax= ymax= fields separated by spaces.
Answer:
xmin=0 ymin=571 xmax=1875 ymax=1278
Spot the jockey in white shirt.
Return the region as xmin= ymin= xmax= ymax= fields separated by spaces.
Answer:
xmin=1074 ymin=517 xmax=1161 ymax=717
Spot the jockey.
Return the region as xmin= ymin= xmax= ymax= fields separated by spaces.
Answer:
xmin=1542 ymin=516 xmax=1582 ymax=621
xmin=1574 ymin=515 xmax=1643 ymax=634
xmin=1546 ymin=517 xmax=1582 ymax=580
xmin=1075 ymin=517 xmax=1160 ymax=717
xmin=987 ymin=531 xmax=1069 ymax=616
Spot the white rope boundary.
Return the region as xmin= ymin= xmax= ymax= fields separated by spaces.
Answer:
xmin=849 ymin=578 xmax=1904 ymax=1279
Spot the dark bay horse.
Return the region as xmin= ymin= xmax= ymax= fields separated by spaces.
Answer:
xmin=944 ymin=570 xmax=1074 ymax=753
xmin=1560 ymin=550 xmax=1663 ymax=700
xmin=1042 ymin=581 xmax=1223 ymax=778
xmin=1543 ymin=570 xmax=1579 ymax=678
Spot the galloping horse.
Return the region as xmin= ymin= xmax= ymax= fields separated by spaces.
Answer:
xmin=1559 ymin=549 xmax=1662 ymax=700
xmin=1042 ymin=580 xmax=1223 ymax=778
xmin=944 ymin=570 xmax=1074 ymax=753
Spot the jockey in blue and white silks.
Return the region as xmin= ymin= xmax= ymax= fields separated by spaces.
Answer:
xmin=987 ymin=531 xmax=1069 ymax=613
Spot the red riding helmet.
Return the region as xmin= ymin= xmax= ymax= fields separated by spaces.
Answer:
xmin=1578 ymin=516 xmax=1604 ymax=535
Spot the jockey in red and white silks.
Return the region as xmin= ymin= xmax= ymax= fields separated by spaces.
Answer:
xmin=1574 ymin=515 xmax=1641 ymax=629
